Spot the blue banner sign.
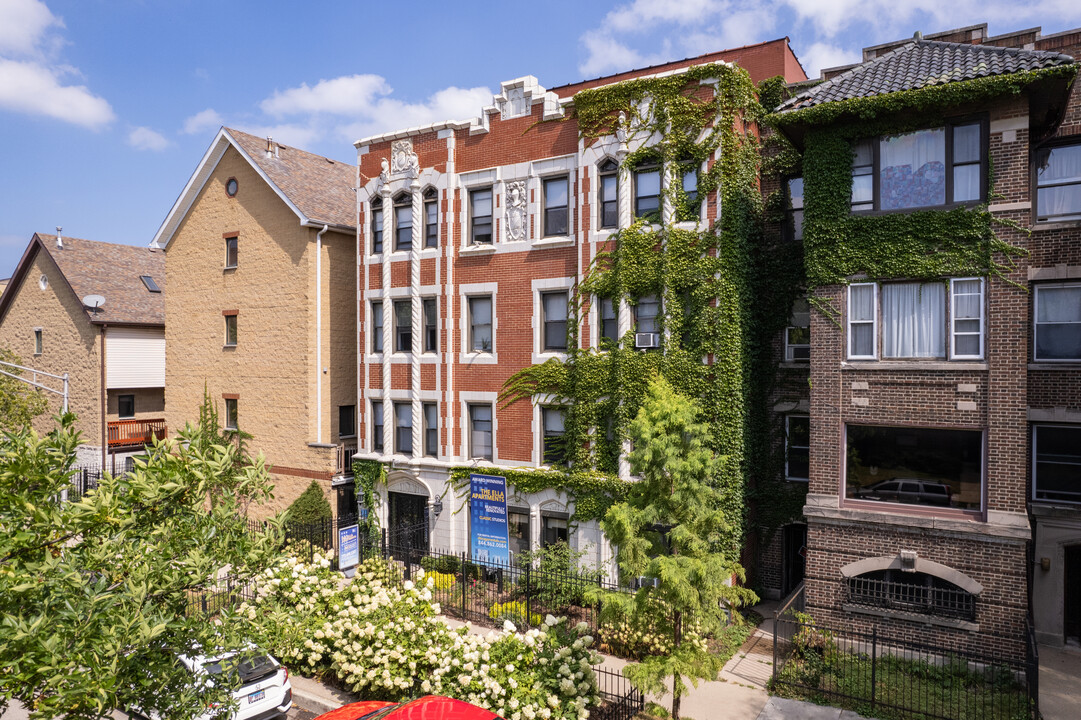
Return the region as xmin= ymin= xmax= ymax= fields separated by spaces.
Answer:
xmin=338 ymin=523 xmax=359 ymax=570
xmin=469 ymin=473 xmax=510 ymax=567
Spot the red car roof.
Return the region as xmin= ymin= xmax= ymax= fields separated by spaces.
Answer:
xmin=313 ymin=696 xmax=503 ymax=720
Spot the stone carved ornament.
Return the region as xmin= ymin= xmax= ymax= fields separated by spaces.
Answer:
xmin=505 ymin=180 xmax=527 ymax=241
xmin=391 ymin=139 xmax=420 ymax=178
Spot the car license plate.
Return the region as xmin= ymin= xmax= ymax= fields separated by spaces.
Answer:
xmin=248 ymin=689 xmax=265 ymax=704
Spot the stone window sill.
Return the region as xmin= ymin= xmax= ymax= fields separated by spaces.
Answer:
xmin=460 ymin=244 xmax=496 ymax=256
xmin=841 ymin=361 xmax=988 ymax=371
xmin=532 ymin=237 xmax=575 ymax=249
xmin=842 ymin=603 xmax=978 ymax=632
xmin=1029 ymin=362 xmax=1081 ymax=370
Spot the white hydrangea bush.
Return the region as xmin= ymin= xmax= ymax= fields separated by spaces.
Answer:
xmin=241 ymin=552 xmax=603 ymax=720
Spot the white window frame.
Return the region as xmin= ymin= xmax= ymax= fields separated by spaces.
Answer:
xmin=468 ymin=402 xmax=494 ymax=462
xmin=785 ymin=415 xmax=810 ymax=482
xmin=949 ymin=277 xmax=985 ymax=360
xmin=847 ymin=283 xmax=878 ymax=360
xmin=423 ymin=402 xmax=439 ymax=458
xmin=785 ymin=298 xmax=810 ymax=362
xmin=393 ymin=401 xmax=413 ymax=456
xmin=597 ymin=295 xmax=619 ymax=347
xmin=370 ymin=300 xmax=384 ymax=354
xmin=370 ymin=399 xmax=384 ymax=453
xmin=1034 ymin=282 xmax=1081 ymax=363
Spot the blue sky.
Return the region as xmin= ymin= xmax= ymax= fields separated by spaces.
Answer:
xmin=3 ymin=0 xmax=1081 ymax=275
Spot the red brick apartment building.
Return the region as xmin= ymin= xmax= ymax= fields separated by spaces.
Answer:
xmin=351 ymin=39 xmax=806 ymax=571
xmin=767 ymin=24 xmax=1081 ymax=657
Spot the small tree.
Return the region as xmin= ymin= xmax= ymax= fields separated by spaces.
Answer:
xmin=0 ymin=413 xmax=283 ymax=719
xmin=596 ymin=376 xmax=757 ymax=720
xmin=0 ymin=347 xmax=48 ymax=429
xmin=286 ymin=479 xmax=332 ymax=524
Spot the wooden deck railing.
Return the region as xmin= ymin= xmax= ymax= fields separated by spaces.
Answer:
xmin=336 ymin=441 xmax=358 ymax=476
xmin=107 ymin=418 xmax=167 ymax=448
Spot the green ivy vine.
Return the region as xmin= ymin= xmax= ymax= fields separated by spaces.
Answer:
xmin=353 ymin=458 xmax=385 ymax=543
xmin=500 ymin=62 xmax=766 ymax=553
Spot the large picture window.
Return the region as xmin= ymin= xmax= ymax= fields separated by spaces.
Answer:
xmin=1036 ymin=142 xmax=1081 ymax=222
xmin=1034 ymin=283 xmax=1081 ymax=361
xmin=851 ymin=120 xmax=984 ymax=212
xmin=845 ymin=425 xmax=983 ymax=511
xmin=847 ymin=280 xmax=984 ymax=361
xmin=1033 ymin=425 xmax=1081 ymax=503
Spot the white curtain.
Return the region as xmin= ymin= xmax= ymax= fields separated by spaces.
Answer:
xmin=882 ymin=283 xmax=945 ymax=358
xmin=1039 ymin=145 xmax=1081 ymax=218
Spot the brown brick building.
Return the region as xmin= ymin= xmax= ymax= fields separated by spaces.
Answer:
xmin=0 ymin=233 xmax=166 ymax=470
xmin=152 ymin=128 xmax=357 ymax=519
xmin=769 ymin=25 xmax=1081 ymax=656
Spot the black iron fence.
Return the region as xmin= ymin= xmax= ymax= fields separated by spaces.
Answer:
xmin=772 ymin=585 xmax=1038 ymax=720
xmin=591 ymin=665 xmax=646 ymax=720
xmin=186 ymin=575 xmax=258 ymax=616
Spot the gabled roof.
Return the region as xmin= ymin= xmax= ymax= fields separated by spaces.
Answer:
xmin=151 ymin=127 xmax=356 ymax=249
xmin=0 ymin=234 xmax=164 ymax=327
xmin=778 ymin=38 xmax=1074 ymax=113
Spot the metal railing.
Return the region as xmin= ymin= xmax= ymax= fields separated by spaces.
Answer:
xmin=591 ymin=666 xmax=646 ymax=720
xmin=107 ymin=418 xmax=167 ymax=448
xmin=844 ymin=575 xmax=976 ymax=621
xmin=0 ymin=360 xmax=68 ymax=412
xmin=772 ymin=589 xmax=1037 ymax=720
xmin=336 ymin=442 xmax=358 ymax=476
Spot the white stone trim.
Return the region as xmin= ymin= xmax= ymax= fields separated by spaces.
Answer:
xmin=459 ymin=282 xmax=499 ymax=365
xmin=531 ymin=276 xmax=575 ymax=364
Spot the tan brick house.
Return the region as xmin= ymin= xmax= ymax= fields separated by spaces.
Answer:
xmin=772 ymin=24 xmax=1081 ymax=657
xmin=0 ymin=232 xmax=166 ymax=470
xmin=152 ymin=127 xmax=357 ymax=520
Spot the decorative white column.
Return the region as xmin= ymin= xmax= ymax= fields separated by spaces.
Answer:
xmin=410 ymin=173 xmax=423 ymax=458
xmin=380 ymin=185 xmax=393 ymax=455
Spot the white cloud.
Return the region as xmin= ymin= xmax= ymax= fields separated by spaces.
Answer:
xmin=260 ymin=74 xmax=391 ymax=117
xmin=336 ymin=85 xmax=494 ymax=142
xmin=0 ymin=58 xmax=114 ymax=128
xmin=128 ymin=126 xmax=169 ymax=151
xmin=800 ymin=42 xmax=860 ymax=78
xmin=0 ymin=1 xmax=114 ymax=129
xmin=605 ymin=0 xmax=724 ymax=34
xmin=182 ymin=108 xmax=223 ymax=135
xmin=0 ymin=0 xmax=62 ymax=58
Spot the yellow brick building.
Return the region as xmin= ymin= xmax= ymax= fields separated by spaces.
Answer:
xmin=152 ymin=128 xmax=357 ymax=519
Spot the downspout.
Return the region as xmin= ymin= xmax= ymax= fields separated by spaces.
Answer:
xmin=100 ymin=325 xmax=107 ymax=467
xmin=315 ymin=224 xmax=329 ymax=444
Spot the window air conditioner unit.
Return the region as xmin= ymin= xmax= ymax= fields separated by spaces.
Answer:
xmin=635 ymin=332 xmax=660 ymax=349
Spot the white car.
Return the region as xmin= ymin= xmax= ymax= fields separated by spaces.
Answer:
xmin=129 ymin=649 xmax=292 ymax=720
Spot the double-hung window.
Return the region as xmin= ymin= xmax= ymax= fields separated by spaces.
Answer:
xmin=423 ymin=298 xmax=437 ymax=352
xmin=469 ymin=404 xmax=493 ymax=461
xmin=423 ymin=403 xmax=438 ymax=457
xmin=371 ymin=401 xmax=384 ymax=452
xmin=542 ymin=407 xmax=566 ymax=466
xmin=471 ymin=188 xmax=493 ymax=244
xmin=424 ymin=188 xmax=438 ymax=247
xmin=371 ymin=301 xmax=383 ymax=353
xmin=1036 ymin=142 xmax=1081 ymax=222
xmin=394 ymin=402 xmax=412 ymax=455
xmin=635 ymin=295 xmax=661 ymax=349
xmin=848 ymin=280 xmax=984 ymax=360
xmin=339 ymin=404 xmax=356 ymax=438
xmin=598 ymin=159 xmax=619 ymax=228
xmin=599 ymin=296 xmax=618 ymax=345
xmin=785 ymin=415 xmax=809 ymax=481
xmin=469 ymin=296 xmax=493 ymax=352
xmin=543 ymin=177 xmax=569 ymax=236
xmin=787 ymin=178 xmax=804 ymax=241
xmin=634 ymin=164 xmax=661 ymax=221
xmin=785 ymin=299 xmax=810 ymax=361
xmin=1035 ymin=283 xmax=1081 ymax=361
xmin=393 ymin=193 xmax=412 ymax=251
xmin=681 ymin=161 xmax=699 ymax=214
xmin=1033 ymin=424 xmax=1081 ymax=503
xmin=542 ymin=291 xmax=568 ymax=351
xmin=394 ymin=300 xmax=412 ymax=353
xmin=370 ymin=203 xmax=384 ymax=254
xmin=851 ymin=120 xmax=985 ymax=212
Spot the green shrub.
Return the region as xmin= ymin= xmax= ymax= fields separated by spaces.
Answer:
xmin=599 ymin=601 xmax=707 ymax=659
xmin=488 ymin=600 xmax=542 ymax=628
xmin=426 ymin=571 xmax=456 ymax=591
xmin=285 ymin=480 xmax=331 ymax=524
xmin=515 ymin=541 xmax=600 ymax=612
xmin=420 ymin=555 xmax=462 ymax=575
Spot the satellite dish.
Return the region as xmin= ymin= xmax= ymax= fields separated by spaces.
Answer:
xmin=82 ymin=294 xmax=106 ymax=312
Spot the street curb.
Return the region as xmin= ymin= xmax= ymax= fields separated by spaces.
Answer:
xmin=289 ymin=676 xmax=359 ymax=715
xmin=290 ymin=686 xmax=339 ymax=715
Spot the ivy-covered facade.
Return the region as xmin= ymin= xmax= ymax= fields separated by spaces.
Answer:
xmin=771 ymin=24 xmax=1081 ymax=658
xmin=349 ymin=41 xmax=807 ymax=580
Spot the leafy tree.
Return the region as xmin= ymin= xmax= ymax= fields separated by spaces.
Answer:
xmin=594 ymin=376 xmax=757 ymax=720
xmin=0 ymin=413 xmax=282 ymax=719
xmin=0 ymin=347 xmax=48 ymax=429
xmin=286 ymin=479 xmax=332 ymax=524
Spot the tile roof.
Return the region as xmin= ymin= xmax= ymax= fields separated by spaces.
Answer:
xmin=37 ymin=234 xmax=164 ymax=326
xmin=778 ymin=39 xmax=1075 ymax=113
xmin=225 ymin=128 xmax=356 ymax=229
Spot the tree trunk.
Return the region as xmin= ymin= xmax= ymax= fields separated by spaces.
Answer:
xmin=672 ymin=609 xmax=682 ymax=720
